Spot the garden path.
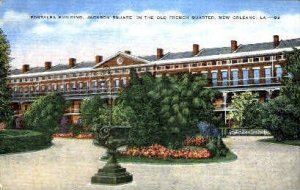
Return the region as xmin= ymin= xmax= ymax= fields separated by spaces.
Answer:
xmin=0 ymin=136 xmax=299 ymax=190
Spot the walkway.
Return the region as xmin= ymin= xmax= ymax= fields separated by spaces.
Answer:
xmin=0 ymin=136 xmax=299 ymax=190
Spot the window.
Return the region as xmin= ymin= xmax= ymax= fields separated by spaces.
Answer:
xmin=264 ymin=67 xmax=271 ymax=84
xmin=221 ymin=71 xmax=228 ymax=86
xmin=52 ymin=84 xmax=57 ymax=91
xmin=226 ymin=60 xmax=231 ymax=64
xmin=100 ymin=81 xmax=105 ymax=93
xmin=265 ymin=56 xmax=270 ymax=61
xmin=212 ymin=72 xmax=218 ymax=86
xmin=276 ymin=66 xmax=283 ymax=79
xmin=248 ymin=58 xmax=254 ymax=63
xmin=237 ymin=59 xmax=243 ymax=63
xmin=259 ymin=57 xmax=265 ymax=62
xmin=232 ymin=70 xmax=238 ymax=86
xmin=71 ymin=82 xmax=76 ymax=90
xmin=242 ymin=58 xmax=248 ymax=63
xmin=216 ymin=61 xmax=222 ymax=65
xmin=59 ymin=84 xmax=64 ymax=92
xmin=207 ymin=62 xmax=212 ymax=66
xmin=254 ymin=57 xmax=259 ymax=62
xmin=114 ymin=79 xmax=120 ymax=92
xmin=232 ymin=59 xmax=237 ymax=64
xmin=121 ymin=78 xmax=126 ymax=88
xmin=92 ymin=80 xmax=97 ymax=88
xmin=201 ymin=72 xmax=208 ymax=78
xmin=253 ymin=68 xmax=260 ymax=84
xmin=243 ymin=69 xmax=249 ymax=85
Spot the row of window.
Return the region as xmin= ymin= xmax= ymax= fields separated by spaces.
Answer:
xmin=10 ymin=55 xmax=285 ymax=84
xmin=209 ymin=66 xmax=283 ymax=86
xmin=12 ymin=78 xmax=127 ymax=93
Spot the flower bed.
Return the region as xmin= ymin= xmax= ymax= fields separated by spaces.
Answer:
xmin=183 ymin=137 xmax=207 ymax=146
xmin=52 ymin=132 xmax=94 ymax=139
xmin=121 ymin=144 xmax=211 ymax=159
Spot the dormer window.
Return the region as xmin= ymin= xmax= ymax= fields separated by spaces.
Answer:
xmin=259 ymin=57 xmax=265 ymax=62
xmin=248 ymin=58 xmax=254 ymax=63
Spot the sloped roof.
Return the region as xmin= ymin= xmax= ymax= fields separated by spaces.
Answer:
xmin=9 ymin=69 xmax=22 ymax=75
xmin=48 ymin=64 xmax=69 ymax=72
xmin=26 ymin=67 xmax=45 ymax=73
xmin=278 ymin=38 xmax=300 ymax=48
xmin=73 ymin=62 xmax=95 ymax=69
xmin=197 ymin=47 xmax=232 ymax=56
xmin=237 ymin=42 xmax=274 ymax=53
xmin=161 ymin=51 xmax=194 ymax=60
xmin=139 ymin=55 xmax=157 ymax=61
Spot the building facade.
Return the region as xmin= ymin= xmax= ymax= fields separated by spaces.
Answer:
xmin=7 ymin=35 xmax=300 ymax=125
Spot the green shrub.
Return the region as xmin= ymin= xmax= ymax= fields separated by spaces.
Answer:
xmin=205 ymin=137 xmax=229 ymax=157
xmin=260 ymin=96 xmax=300 ymax=141
xmin=23 ymin=93 xmax=68 ymax=143
xmin=0 ymin=129 xmax=51 ymax=154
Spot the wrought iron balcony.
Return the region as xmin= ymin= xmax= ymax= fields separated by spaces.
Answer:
xmin=11 ymin=87 xmax=120 ymax=102
xmin=209 ymin=77 xmax=282 ymax=90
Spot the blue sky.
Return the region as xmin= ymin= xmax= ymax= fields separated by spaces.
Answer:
xmin=0 ymin=0 xmax=300 ymax=68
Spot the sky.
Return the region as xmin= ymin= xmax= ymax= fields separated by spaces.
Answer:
xmin=0 ymin=0 xmax=300 ymax=68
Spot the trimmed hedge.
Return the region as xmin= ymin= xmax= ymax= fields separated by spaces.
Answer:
xmin=0 ymin=129 xmax=51 ymax=154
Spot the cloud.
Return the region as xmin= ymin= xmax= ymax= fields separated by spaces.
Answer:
xmin=0 ymin=10 xmax=30 ymax=26
xmin=3 ymin=9 xmax=300 ymax=68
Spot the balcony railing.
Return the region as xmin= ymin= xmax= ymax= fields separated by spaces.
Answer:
xmin=11 ymin=77 xmax=284 ymax=102
xmin=11 ymin=87 xmax=121 ymax=102
xmin=209 ymin=77 xmax=282 ymax=88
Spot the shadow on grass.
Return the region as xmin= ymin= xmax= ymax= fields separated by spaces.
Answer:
xmin=102 ymin=151 xmax=237 ymax=165
xmin=259 ymin=138 xmax=300 ymax=147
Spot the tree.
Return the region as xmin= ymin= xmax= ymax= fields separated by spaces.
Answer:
xmin=80 ymin=96 xmax=132 ymax=131
xmin=149 ymin=74 xmax=216 ymax=148
xmin=80 ymin=95 xmax=107 ymax=131
xmin=226 ymin=92 xmax=258 ymax=128
xmin=281 ymin=48 xmax=300 ymax=108
xmin=119 ymin=70 xmax=164 ymax=147
xmin=0 ymin=28 xmax=13 ymax=127
xmin=260 ymin=96 xmax=300 ymax=141
xmin=23 ymin=93 xmax=68 ymax=143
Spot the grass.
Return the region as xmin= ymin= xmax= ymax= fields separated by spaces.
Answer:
xmin=259 ymin=138 xmax=300 ymax=146
xmin=102 ymin=151 xmax=237 ymax=165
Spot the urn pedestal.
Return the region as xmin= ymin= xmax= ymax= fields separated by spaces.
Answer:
xmin=91 ymin=125 xmax=132 ymax=185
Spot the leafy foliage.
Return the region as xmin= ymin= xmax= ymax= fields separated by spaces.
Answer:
xmin=257 ymin=49 xmax=300 ymax=141
xmin=23 ymin=93 xmax=68 ymax=143
xmin=149 ymin=74 xmax=216 ymax=148
xmin=205 ymin=137 xmax=229 ymax=157
xmin=259 ymin=96 xmax=300 ymax=141
xmin=0 ymin=28 xmax=13 ymax=127
xmin=80 ymin=95 xmax=132 ymax=132
xmin=119 ymin=70 xmax=164 ymax=147
xmin=226 ymin=92 xmax=258 ymax=128
xmin=119 ymin=70 xmax=218 ymax=149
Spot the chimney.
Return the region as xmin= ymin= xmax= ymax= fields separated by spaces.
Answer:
xmin=193 ymin=44 xmax=200 ymax=56
xmin=69 ymin=58 xmax=76 ymax=68
xmin=273 ymin=35 xmax=280 ymax=47
xmin=231 ymin=40 xmax=238 ymax=52
xmin=124 ymin=50 xmax=131 ymax=55
xmin=95 ymin=55 xmax=103 ymax=63
xmin=22 ymin=64 xmax=29 ymax=73
xmin=157 ymin=48 xmax=164 ymax=60
xmin=44 ymin=61 xmax=52 ymax=71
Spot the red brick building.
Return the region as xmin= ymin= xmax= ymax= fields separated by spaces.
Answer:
xmin=7 ymin=35 xmax=300 ymax=124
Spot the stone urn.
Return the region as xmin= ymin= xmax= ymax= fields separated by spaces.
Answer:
xmin=91 ymin=125 xmax=132 ymax=185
